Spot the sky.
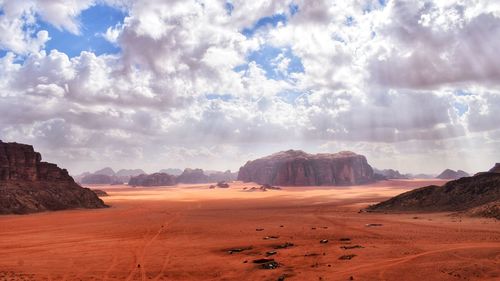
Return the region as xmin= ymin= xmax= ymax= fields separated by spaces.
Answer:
xmin=0 ymin=0 xmax=499 ymax=175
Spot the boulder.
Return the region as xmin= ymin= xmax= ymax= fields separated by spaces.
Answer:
xmin=0 ymin=140 xmax=107 ymax=214
xmin=237 ymin=150 xmax=374 ymax=186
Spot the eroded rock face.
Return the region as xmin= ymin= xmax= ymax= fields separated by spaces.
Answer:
xmin=237 ymin=150 xmax=374 ymax=186
xmin=0 ymin=141 xmax=107 ymax=214
xmin=128 ymin=173 xmax=176 ymax=186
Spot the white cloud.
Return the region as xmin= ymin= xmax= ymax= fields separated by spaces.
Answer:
xmin=0 ymin=0 xmax=499 ymax=174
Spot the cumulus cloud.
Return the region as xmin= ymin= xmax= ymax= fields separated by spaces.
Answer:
xmin=0 ymin=0 xmax=499 ymax=174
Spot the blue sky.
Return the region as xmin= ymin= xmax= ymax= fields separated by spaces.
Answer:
xmin=36 ymin=4 xmax=126 ymax=57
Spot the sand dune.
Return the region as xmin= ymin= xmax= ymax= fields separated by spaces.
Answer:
xmin=0 ymin=180 xmax=498 ymax=280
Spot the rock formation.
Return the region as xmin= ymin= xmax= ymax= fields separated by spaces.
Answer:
xmin=176 ymin=168 xmax=209 ymax=184
xmin=0 ymin=141 xmax=107 ymax=214
xmin=128 ymin=173 xmax=176 ymax=186
xmin=366 ymin=172 xmax=500 ymax=219
xmin=237 ymin=150 xmax=374 ymax=186
xmin=436 ymin=169 xmax=469 ymax=179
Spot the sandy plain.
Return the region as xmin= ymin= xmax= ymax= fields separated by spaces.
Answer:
xmin=0 ymin=180 xmax=499 ymax=281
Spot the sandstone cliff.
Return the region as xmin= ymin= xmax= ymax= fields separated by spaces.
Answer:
xmin=237 ymin=150 xmax=374 ymax=186
xmin=0 ymin=141 xmax=107 ymax=214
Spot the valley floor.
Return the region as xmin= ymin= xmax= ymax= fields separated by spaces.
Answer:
xmin=0 ymin=180 xmax=499 ymax=281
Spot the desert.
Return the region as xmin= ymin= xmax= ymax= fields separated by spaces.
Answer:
xmin=1 ymin=1 xmax=500 ymax=280
xmin=1 ymin=179 xmax=499 ymax=281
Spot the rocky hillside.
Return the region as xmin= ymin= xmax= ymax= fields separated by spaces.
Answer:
xmin=366 ymin=172 xmax=500 ymax=219
xmin=128 ymin=173 xmax=176 ymax=186
xmin=0 ymin=141 xmax=107 ymax=214
xmin=237 ymin=150 xmax=374 ymax=186
xmin=436 ymin=169 xmax=469 ymax=179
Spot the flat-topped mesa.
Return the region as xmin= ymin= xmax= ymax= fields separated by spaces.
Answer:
xmin=237 ymin=150 xmax=374 ymax=186
xmin=0 ymin=140 xmax=107 ymax=214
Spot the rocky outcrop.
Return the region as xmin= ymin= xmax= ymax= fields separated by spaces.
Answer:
xmin=237 ymin=150 xmax=374 ymax=186
xmin=128 ymin=173 xmax=176 ymax=186
xmin=366 ymin=172 xmax=500 ymax=219
xmin=0 ymin=141 xmax=107 ymax=214
xmin=176 ymin=168 xmax=209 ymax=184
xmin=436 ymin=169 xmax=469 ymax=179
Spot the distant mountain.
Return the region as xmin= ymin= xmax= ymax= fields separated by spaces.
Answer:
xmin=207 ymin=170 xmax=238 ymax=182
xmin=436 ymin=169 xmax=469 ymax=179
xmin=128 ymin=173 xmax=176 ymax=187
xmin=409 ymin=173 xmax=436 ymax=179
xmin=159 ymin=168 xmax=183 ymax=176
xmin=366 ymin=169 xmax=500 ymax=220
xmin=116 ymin=169 xmax=145 ymax=177
xmin=176 ymin=168 xmax=209 ymax=184
xmin=81 ymin=174 xmax=114 ymax=185
xmin=373 ymin=168 xmax=409 ymax=179
xmin=94 ymin=167 xmax=115 ymax=176
xmin=78 ymin=167 xmax=145 ymax=184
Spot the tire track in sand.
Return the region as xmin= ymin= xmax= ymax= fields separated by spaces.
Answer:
xmin=124 ymin=212 xmax=181 ymax=281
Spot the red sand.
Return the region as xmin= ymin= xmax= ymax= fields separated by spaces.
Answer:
xmin=0 ymin=180 xmax=499 ymax=281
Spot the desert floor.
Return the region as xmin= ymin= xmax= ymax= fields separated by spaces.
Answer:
xmin=0 ymin=180 xmax=499 ymax=281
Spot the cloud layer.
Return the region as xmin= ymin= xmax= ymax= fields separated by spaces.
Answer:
xmin=0 ymin=0 xmax=499 ymax=174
